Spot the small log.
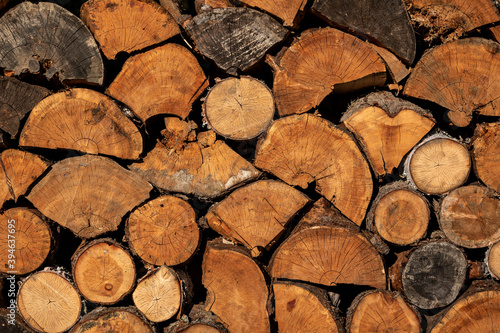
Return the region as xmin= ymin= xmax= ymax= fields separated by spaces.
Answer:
xmin=107 ymin=43 xmax=208 ymax=121
xmin=0 ymin=76 xmax=49 ymax=138
xmin=404 ymin=38 xmax=500 ymax=127
xmin=70 ymin=307 xmax=154 ymax=333
xmin=342 ymin=91 xmax=435 ymax=176
xmin=0 ymin=208 xmax=51 ymax=275
xmin=133 ymin=265 xmax=182 ymax=322
xmin=126 ymin=195 xmax=200 ymax=266
xmin=19 ymin=88 xmax=143 ymax=160
xmin=472 ymin=122 xmax=500 ymax=193
xmin=18 ymin=270 xmax=81 ymax=333
xmin=28 ymin=155 xmax=152 ymax=238
xmin=254 ymin=113 xmax=373 ymax=225
xmin=311 ymin=0 xmax=416 ymax=63
xmin=273 ymin=282 xmax=343 ymax=333
xmin=405 ymin=134 xmax=470 ymax=195
xmin=347 ymin=290 xmax=421 ymax=333
xmin=159 ymin=0 xmax=184 ymax=22
xmin=81 ymin=0 xmax=180 ymax=59
xmin=202 ymin=240 xmax=270 ymax=333
xmin=269 ymin=27 xmax=386 ymax=116
xmin=235 ymin=0 xmax=307 ymax=27
xmin=184 ymin=7 xmax=287 ymax=74
xmin=366 ymin=182 xmax=430 ymax=246
xmin=369 ymin=44 xmax=410 ymax=83
xmin=72 ymin=239 xmax=135 ymax=304
xmin=130 ymin=120 xmax=260 ymax=198
xmin=486 ymin=241 xmax=500 ymax=280
xmin=195 ymin=0 xmax=232 ymax=13
xmin=0 ymin=2 xmax=104 ymax=84
xmin=205 ymin=180 xmax=310 ymax=256
xmin=165 ymin=304 xmax=229 ymax=332
xmin=203 ymin=76 xmax=275 ymax=140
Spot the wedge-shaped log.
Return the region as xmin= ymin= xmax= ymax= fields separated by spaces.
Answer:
xmin=269 ymin=28 xmax=386 ymax=116
xmin=20 ymin=89 xmax=142 ymax=159
xmin=107 ymin=44 xmax=208 ymax=121
xmin=81 ymin=0 xmax=180 ymax=59
xmin=70 ymin=307 xmax=154 ymax=333
xmin=342 ymin=91 xmax=435 ymax=176
xmin=206 ymin=180 xmax=310 ymax=256
xmin=473 ymin=122 xmax=500 ymax=193
xmin=254 ymin=113 xmax=372 ymax=225
xmin=236 ymin=0 xmax=307 ymax=27
xmin=404 ymin=38 xmax=500 ymax=127
xmin=0 ymin=2 xmax=104 ymax=84
xmin=202 ymin=241 xmax=270 ymax=333
xmin=185 ymin=7 xmax=287 ymax=74
xmin=28 ymin=155 xmax=152 ymax=238
xmin=369 ymin=44 xmax=410 ymax=83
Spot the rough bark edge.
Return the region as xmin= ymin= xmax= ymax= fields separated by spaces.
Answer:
xmin=164 ymin=304 xmax=230 ymax=332
xmin=70 ymin=306 xmax=154 ymax=333
xmin=486 ymin=240 xmax=500 ymax=280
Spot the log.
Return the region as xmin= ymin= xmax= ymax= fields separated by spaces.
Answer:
xmin=107 ymin=43 xmax=208 ymax=121
xmin=195 ymin=0 xmax=232 ymax=13
xmin=28 ymin=155 xmax=152 ymax=238
xmin=72 ymin=238 xmax=136 ymax=304
xmin=81 ymin=0 xmax=180 ymax=59
xmin=165 ymin=304 xmax=229 ymax=332
xmin=130 ymin=120 xmax=260 ymax=198
xmin=0 ymin=2 xmax=104 ymax=84
xmin=268 ymin=27 xmax=386 ymax=116
xmin=159 ymin=0 xmax=184 ymax=22
xmin=273 ymin=281 xmax=343 ymax=333
xmin=254 ymin=113 xmax=372 ymax=225
xmin=311 ymin=0 xmax=416 ymax=63
xmin=0 ymin=208 xmax=51 ymax=275
xmin=70 ymin=307 xmax=154 ymax=333
xmin=18 ymin=270 xmax=81 ymax=333
xmin=202 ymin=240 xmax=270 ymax=333
xmin=203 ymin=76 xmax=275 ymax=140
xmin=0 ymin=308 xmax=32 ymax=333
xmin=487 ymin=241 xmax=500 ymax=280
xmin=235 ymin=0 xmax=307 ymax=27
xmin=366 ymin=182 xmax=430 ymax=246
xmin=133 ymin=265 xmax=182 ymax=322
xmin=405 ymin=134 xmax=470 ymax=195
xmin=346 ymin=290 xmax=421 ymax=333
xmin=369 ymin=43 xmax=410 ymax=83
xmin=472 ymin=121 xmax=500 ymax=193
xmin=404 ymin=38 xmax=500 ymax=127
xmin=184 ymin=7 xmax=287 ymax=74
xmin=126 ymin=195 xmax=200 ymax=266
xmin=0 ymin=76 xmax=49 ymax=138
xmin=342 ymin=91 xmax=435 ymax=177
xmin=205 ymin=180 xmax=310 ymax=256
xmin=19 ymin=88 xmax=143 ymax=160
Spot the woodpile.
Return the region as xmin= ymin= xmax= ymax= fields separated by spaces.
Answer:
xmin=2 ymin=0 xmax=500 ymax=332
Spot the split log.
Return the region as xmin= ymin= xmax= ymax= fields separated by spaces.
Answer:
xmin=126 ymin=195 xmax=200 ymax=266
xmin=404 ymin=38 xmax=500 ymax=127
xmin=18 ymin=270 xmax=81 ymax=333
xmin=405 ymin=134 xmax=470 ymax=195
xmin=0 ymin=208 xmax=51 ymax=275
xmin=235 ymin=0 xmax=307 ymax=27
xmin=346 ymin=290 xmax=421 ymax=333
xmin=311 ymin=0 xmax=416 ymax=63
xmin=0 ymin=2 xmax=104 ymax=85
xmin=195 ymin=0 xmax=232 ymax=13
xmin=205 ymin=180 xmax=310 ymax=256
xmin=130 ymin=119 xmax=260 ymax=198
xmin=202 ymin=240 xmax=270 ymax=333
xmin=487 ymin=241 xmax=500 ymax=280
xmin=342 ymin=91 xmax=435 ymax=176
xmin=273 ymin=282 xmax=343 ymax=333
xmin=438 ymin=184 xmax=500 ymax=248
xmin=107 ymin=43 xmax=208 ymax=121
xmin=472 ymin=122 xmax=500 ymax=193
xmin=133 ymin=265 xmax=182 ymax=322
xmin=70 ymin=307 xmax=154 ymax=333
xmin=203 ymin=76 xmax=275 ymax=140
xmin=366 ymin=182 xmax=430 ymax=246
xmin=184 ymin=7 xmax=287 ymax=74
xmin=159 ymin=0 xmax=184 ymax=22
xmin=268 ymin=27 xmax=386 ymax=116
xmin=369 ymin=44 xmax=410 ymax=83
xmin=72 ymin=239 xmax=136 ymax=304
xmin=28 ymin=155 xmax=152 ymax=238
xmin=254 ymin=113 xmax=372 ymax=225
xmin=19 ymin=88 xmax=143 ymax=160
xmin=81 ymin=0 xmax=180 ymax=59
xmin=0 ymin=76 xmax=49 ymax=138
xmin=0 ymin=149 xmax=49 ymax=206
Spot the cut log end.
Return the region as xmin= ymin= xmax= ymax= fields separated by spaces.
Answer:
xmin=487 ymin=241 xmax=500 ymax=280
xmin=70 ymin=307 xmax=154 ymax=333
xmin=473 ymin=122 xmax=500 ymax=193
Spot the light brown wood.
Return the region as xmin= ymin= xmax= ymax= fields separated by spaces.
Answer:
xmin=203 ymin=76 xmax=275 ymax=140
xmin=165 ymin=305 xmax=229 ymax=333
xmin=254 ymin=113 xmax=372 ymax=225
xmin=473 ymin=121 xmax=500 ymax=193
xmin=81 ymin=0 xmax=180 ymax=59
xmin=70 ymin=307 xmax=154 ymax=333
xmin=28 ymin=155 xmax=152 ymax=238
xmin=127 ymin=195 xmax=200 ymax=266
xmin=18 ymin=270 xmax=81 ymax=333
xmin=195 ymin=0 xmax=232 ymax=13
xmin=236 ymin=0 xmax=307 ymax=27
xmin=20 ymin=88 xmax=142 ymax=159
xmin=370 ymin=44 xmax=410 ymax=83
xmin=487 ymin=241 xmax=500 ymax=280
xmin=107 ymin=43 xmax=208 ymax=121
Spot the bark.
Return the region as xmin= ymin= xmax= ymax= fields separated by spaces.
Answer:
xmin=235 ymin=0 xmax=307 ymax=27
xmin=70 ymin=307 xmax=154 ymax=333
